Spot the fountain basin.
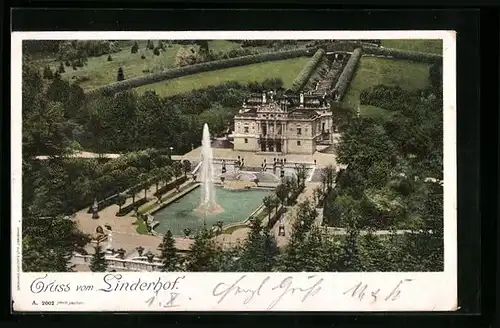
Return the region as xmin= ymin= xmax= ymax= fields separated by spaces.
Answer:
xmin=152 ymin=185 xmax=273 ymax=236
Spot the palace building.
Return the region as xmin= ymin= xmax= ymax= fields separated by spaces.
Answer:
xmin=231 ymin=91 xmax=334 ymax=155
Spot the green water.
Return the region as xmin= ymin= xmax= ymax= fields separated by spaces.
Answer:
xmin=153 ymin=186 xmax=272 ymax=236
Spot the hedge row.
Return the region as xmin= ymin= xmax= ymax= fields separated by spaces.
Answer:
xmin=153 ymin=175 xmax=188 ymax=198
xmin=303 ymin=55 xmax=331 ymax=92
xmin=266 ymin=206 xmax=287 ymax=230
xmin=290 ymin=48 xmax=326 ymax=92
xmin=332 ymin=48 xmax=363 ymax=101
xmin=88 ymin=48 xmax=314 ymax=96
xmin=116 ymin=197 xmax=149 ymax=217
xmin=363 ymin=46 xmax=442 ymax=64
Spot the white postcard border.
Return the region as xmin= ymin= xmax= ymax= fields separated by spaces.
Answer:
xmin=11 ymin=30 xmax=457 ymax=312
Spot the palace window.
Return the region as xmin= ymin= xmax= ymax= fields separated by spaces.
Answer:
xmin=244 ymin=126 xmax=249 ymax=133
xmin=297 ymin=141 xmax=301 ymax=146
xmin=297 ymin=128 xmax=302 ymax=135
xmin=244 ymin=138 xmax=248 ymax=144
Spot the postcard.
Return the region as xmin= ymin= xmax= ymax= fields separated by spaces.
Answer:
xmin=11 ymin=30 xmax=457 ymax=312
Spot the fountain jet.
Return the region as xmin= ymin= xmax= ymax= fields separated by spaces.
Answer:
xmin=195 ymin=124 xmax=223 ymax=216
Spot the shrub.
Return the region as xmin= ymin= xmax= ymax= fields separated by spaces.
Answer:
xmin=131 ymin=41 xmax=139 ymax=54
xmin=117 ymin=66 xmax=125 ymax=81
xmin=116 ymin=197 xmax=149 ymax=216
xmin=363 ymin=46 xmax=442 ymax=64
xmin=290 ymin=48 xmax=326 ymax=92
xmin=107 ymin=54 xmax=113 ymax=61
xmin=153 ymin=47 xmax=161 ymax=56
xmin=58 ymin=62 xmax=65 ymax=73
xmin=141 ymin=54 xmax=146 ymax=59
xmin=88 ymin=48 xmax=313 ymax=96
xmin=153 ymin=176 xmax=188 ymax=197
xmin=42 ymin=66 xmax=54 ymax=79
xmin=332 ymin=47 xmax=363 ymax=101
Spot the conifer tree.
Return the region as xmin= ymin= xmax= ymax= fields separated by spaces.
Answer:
xmin=131 ymin=41 xmax=139 ymax=54
xmin=117 ymin=66 xmax=125 ymax=81
xmin=89 ymin=244 xmax=107 ymax=272
xmin=158 ymin=230 xmax=180 ymax=271
xmin=185 ymin=228 xmax=217 ymax=271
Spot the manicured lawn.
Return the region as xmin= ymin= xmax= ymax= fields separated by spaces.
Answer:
xmin=380 ymin=39 xmax=443 ymax=55
xmin=133 ymin=218 xmax=149 ymax=235
xmin=343 ymin=56 xmax=431 ymax=119
xmin=134 ymin=57 xmax=310 ymax=97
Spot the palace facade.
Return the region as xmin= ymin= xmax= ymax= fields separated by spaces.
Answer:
xmin=231 ymin=91 xmax=334 ymax=154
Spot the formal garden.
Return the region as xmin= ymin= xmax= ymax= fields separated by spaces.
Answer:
xmin=22 ymin=39 xmax=444 ymax=273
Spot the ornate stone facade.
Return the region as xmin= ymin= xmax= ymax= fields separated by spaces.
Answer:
xmin=231 ymin=91 xmax=334 ymax=154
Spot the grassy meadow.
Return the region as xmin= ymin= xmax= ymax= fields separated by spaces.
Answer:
xmin=45 ymin=40 xmax=249 ymax=91
xmin=380 ymin=39 xmax=443 ymax=55
xmin=344 ymin=56 xmax=431 ymax=119
xmin=134 ymin=57 xmax=310 ymax=97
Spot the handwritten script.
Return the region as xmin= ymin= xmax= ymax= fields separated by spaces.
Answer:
xmin=343 ymin=279 xmax=414 ymax=303
xmin=212 ymin=275 xmax=323 ymax=310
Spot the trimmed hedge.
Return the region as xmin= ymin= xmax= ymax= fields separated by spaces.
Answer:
xmin=87 ymin=48 xmax=314 ymax=96
xmin=291 ymin=48 xmax=326 ymax=92
xmin=266 ymin=206 xmax=287 ymax=230
xmin=333 ymin=48 xmax=363 ymax=101
xmin=116 ymin=197 xmax=149 ymax=217
xmin=363 ymin=46 xmax=442 ymax=64
xmin=303 ymin=55 xmax=331 ymax=92
xmin=153 ymin=175 xmax=188 ymax=198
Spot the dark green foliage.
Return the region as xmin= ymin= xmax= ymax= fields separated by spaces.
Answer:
xmin=90 ymin=48 xmax=312 ymax=96
xmin=185 ymin=229 xmax=218 ymax=271
xmin=332 ymin=47 xmax=363 ymax=100
xmin=239 ymin=220 xmax=280 ymax=272
xmin=158 ymin=230 xmax=180 ymax=271
xmin=117 ymin=66 xmax=125 ymax=81
xmin=131 ymin=41 xmax=139 ymax=54
xmin=153 ymin=47 xmax=160 ymax=56
xmin=43 ymin=65 xmax=54 ymax=79
xmin=58 ymin=62 xmax=65 ymax=73
xmin=115 ymin=197 xmax=148 ymax=216
xmin=107 ymin=54 xmax=113 ymax=61
xmin=363 ymin=46 xmax=442 ymax=63
xmin=89 ymin=244 xmax=107 ymax=272
xmin=291 ymin=48 xmax=325 ymax=92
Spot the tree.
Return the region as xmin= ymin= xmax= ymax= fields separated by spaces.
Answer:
xmin=262 ymin=195 xmax=276 ymax=222
xmin=149 ymin=167 xmax=162 ymax=194
xmin=131 ymin=41 xmax=139 ymax=54
xmin=185 ymin=228 xmax=218 ymax=271
xmin=153 ymin=47 xmax=161 ymax=56
xmin=23 ymin=215 xmax=91 ymax=272
xmin=275 ymin=182 xmax=289 ymax=209
xmin=147 ymin=40 xmax=155 ymax=50
xmin=182 ymin=160 xmax=191 ymax=177
xmin=115 ymin=193 xmax=127 ymax=211
xmin=89 ymin=243 xmax=107 ymax=272
xmin=43 ymin=65 xmax=54 ymax=79
xmin=158 ymin=230 xmax=180 ymax=271
xmin=107 ymin=54 xmax=113 ymax=61
xmin=117 ymin=66 xmax=125 ymax=81
xmin=160 ymin=166 xmax=174 ymax=188
xmin=239 ymin=218 xmax=279 ymax=272
xmin=321 ymin=165 xmax=336 ymax=193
